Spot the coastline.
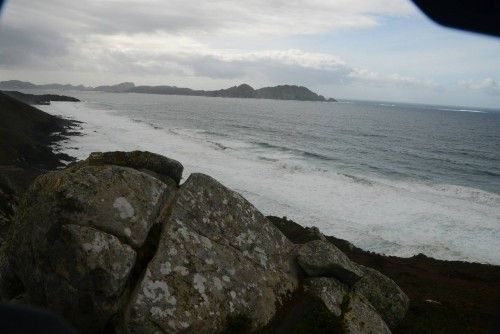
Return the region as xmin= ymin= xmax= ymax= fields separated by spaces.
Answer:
xmin=37 ymin=96 xmax=500 ymax=265
xmin=0 ymin=94 xmax=499 ymax=332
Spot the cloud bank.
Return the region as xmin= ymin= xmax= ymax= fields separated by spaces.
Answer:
xmin=0 ymin=0 xmax=498 ymax=107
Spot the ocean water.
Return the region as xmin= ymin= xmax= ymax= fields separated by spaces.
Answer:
xmin=35 ymin=91 xmax=500 ymax=264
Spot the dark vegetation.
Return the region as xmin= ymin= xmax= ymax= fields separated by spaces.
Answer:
xmin=268 ymin=216 xmax=500 ymax=334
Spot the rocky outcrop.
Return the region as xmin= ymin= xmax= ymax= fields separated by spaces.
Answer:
xmin=5 ymin=157 xmax=175 ymax=331
xmin=295 ymin=236 xmax=409 ymax=333
xmin=353 ymin=266 xmax=410 ymax=329
xmin=87 ymin=151 xmax=183 ymax=185
xmin=302 ymin=276 xmax=393 ymax=333
xmin=297 ymin=239 xmax=364 ymax=285
xmin=303 ymin=277 xmax=348 ymax=317
xmin=0 ymin=151 xmax=408 ymax=333
xmin=342 ymin=292 xmax=391 ymax=334
xmin=126 ymin=173 xmax=297 ymax=332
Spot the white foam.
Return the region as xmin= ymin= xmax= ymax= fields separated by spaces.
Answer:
xmin=42 ymin=102 xmax=500 ymax=264
xmin=437 ymin=108 xmax=486 ymax=113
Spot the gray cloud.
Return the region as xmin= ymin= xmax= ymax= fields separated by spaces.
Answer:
xmin=0 ymin=24 xmax=71 ymax=68
xmin=0 ymin=0 xmax=414 ymax=72
xmin=0 ymin=0 xmax=477 ymax=103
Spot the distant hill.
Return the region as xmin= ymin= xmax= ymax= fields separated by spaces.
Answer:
xmin=0 ymin=80 xmax=88 ymax=91
xmin=0 ymin=80 xmax=337 ymax=102
xmin=129 ymin=83 xmax=336 ymax=101
xmin=94 ymin=82 xmax=135 ymax=93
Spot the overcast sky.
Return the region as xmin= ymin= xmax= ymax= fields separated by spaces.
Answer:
xmin=0 ymin=0 xmax=499 ymax=108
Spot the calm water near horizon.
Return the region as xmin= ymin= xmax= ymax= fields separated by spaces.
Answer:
xmin=32 ymin=90 xmax=500 ymax=264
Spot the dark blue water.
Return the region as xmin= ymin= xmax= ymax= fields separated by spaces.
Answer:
xmin=84 ymin=92 xmax=500 ymax=194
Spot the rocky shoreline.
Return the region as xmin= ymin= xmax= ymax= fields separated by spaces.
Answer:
xmin=0 ymin=94 xmax=498 ymax=333
xmin=0 ymin=151 xmax=409 ymax=333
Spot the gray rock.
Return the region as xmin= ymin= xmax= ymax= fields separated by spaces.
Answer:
xmin=353 ymin=266 xmax=409 ymax=329
xmin=309 ymin=226 xmax=326 ymax=241
xmin=126 ymin=173 xmax=298 ymax=333
xmin=15 ymin=163 xmax=174 ymax=249
xmin=41 ymin=225 xmax=136 ymax=331
xmin=6 ymin=161 xmax=175 ymax=332
xmin=87 ymin=150 xmax=184 ymax=184
xmin=342 ymin=292 xmax=392 ymax=334
xmin=303 ymin=277 xmax=348 ymax=316
xmin=296 ymin=239 xmax=364 ymax=285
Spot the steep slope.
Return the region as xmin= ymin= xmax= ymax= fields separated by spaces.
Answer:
xmin=0 ymin=92 xmax=77 ymax=237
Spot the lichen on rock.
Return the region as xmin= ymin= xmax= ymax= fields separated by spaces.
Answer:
xmin=126 ymin=173 xmax=298 ymax=333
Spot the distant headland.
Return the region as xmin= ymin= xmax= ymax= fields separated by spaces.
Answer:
xmin=0 ymin=80 xmax=337 ymax=102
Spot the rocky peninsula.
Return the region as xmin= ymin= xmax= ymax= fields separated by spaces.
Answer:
xmin=1 ymin=91 xmax=80 ymax=105
xmin=0 ymin=93 xmax=498 ymax=333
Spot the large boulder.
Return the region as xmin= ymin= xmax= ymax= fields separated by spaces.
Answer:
xmin=342 ymin=292 xmax=391 ymax=334
xmin=126 ymin=173 xmax=298 ymax=333
xmin=296 ymin=239 xmax=364 ymax=285
xmin=297 ymin=242 xmax=409 ymax=332
xmin=353 ymin=266 xmax=409 ymax=329
xmin=2 ymin=153 xmax=299 ymax=333
xmin=87 ymin=150 xmax=184 ymax=184
xmin=5 ymin=156 xmax=178 ymax=332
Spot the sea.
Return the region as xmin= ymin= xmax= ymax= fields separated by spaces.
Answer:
xmin=30 ymin=90 xmax=500 ymax=264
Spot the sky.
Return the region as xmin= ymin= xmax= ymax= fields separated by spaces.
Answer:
xmin=0 ymin=0 xmax=499 ymax=108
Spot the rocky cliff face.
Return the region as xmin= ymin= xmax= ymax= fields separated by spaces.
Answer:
xmin=0 ymin=151 xmax=408 ymax=333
